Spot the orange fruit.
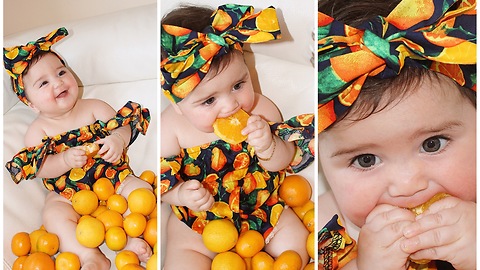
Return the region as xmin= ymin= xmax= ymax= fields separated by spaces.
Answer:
xmin=244 ymin=257 xmax=252 ymax=270
xmin=143 ymin=217 xmax=157 ymax=248
xmin=292 ymin=200 xmax=314 ymax=220
xmin=202 ymin=219 xmax=239 ymax=253
xmin=11 ymin=232 xmax=31 ymax=256
xmin=12 ymin=255 xmax=28 ymax=270
xmin=115 ymin=250 xmax=140 ymax=270
xmin=93 ymin=178 xmax=115 ymax=201
xmin=273 ymin=250 xmax=302 ymax=270
xmin=306 ymin=231 xmax=315 ymax=259
xmin=127 ymin=188 xmax=156 ymax=216
xmin=213 ymin=109 xmax=249 ymax=144
xmin=123 ymin=212 xmax=147 ymax=238
xmin=279 ymin=175 xmax=312 ymax=207
xmin=72 ymin=190 xmax=99 ymax=215
xmin=105 ymin=226 xmax=127 ymax=251
xmin=235 ymin=230 xmax=265 ymax=258
xmin=302 ymin=209 xmax=315 ymax=232
xmin=83 ymin=143 xmax=100 ymax=158
xmin=55 ymin=252 xmax=81 ymax=270
xmin=211 ymin=251 xmax=246 ymax=270
xmin=76 ymin=216 xmax=105 ymax=248
xmin=304 ymin=262 xmax=315 ymax=270
xmin=23 ymin=252 xmax=55 ymax=270
xmin=96 ymin=209 xmax=124 ymax=231
xmin=251 ymin=251 xmax=274 ymax=270
xmin=146 ymin=253 xmax=157 ymax=270
xmin=149 ymin=204 xmax=158 ymax=219
xmin=106 ymin=194 xmax=128 ymax=214
xmin=36 ymin=232 xmax=59 ymax=256
xmin=29 ymin=228 xmax=48 ymax=253
xmin=91 ymin=205 xmax=108 ymax=218
xmin=120 ymin=263 xmax=144 ymax=270
xmin=139 ymin=170 xmax=156 ymax=185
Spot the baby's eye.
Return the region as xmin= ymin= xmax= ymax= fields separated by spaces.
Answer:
xmin=351 ymin=154 xmax=380 ymax=169
xmin=58 ymin=70 xmax=66 ymax=76
xmin=233 ymin=81 xmax=244 ymax=91
xmin=39 ymin=81 xmax=48 ymax=88
xmin=203 ymin=97 xmax=215 ymax=106
xmin=421 ymin=136 xmax=448 ymax=153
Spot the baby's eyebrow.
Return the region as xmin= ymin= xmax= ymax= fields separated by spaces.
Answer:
xmin=408 ymin=121 xmax=463 ymax=141
xmin=330 ymin=143 xmax=377 ymax=158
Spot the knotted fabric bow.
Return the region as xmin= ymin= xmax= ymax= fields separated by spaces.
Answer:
xmin=161 ymin=4 xmax=281 ymax=103
xmin=3 ymin=27 xmax=68 ymax=106
xmin=317 ymin=0 xmax=476 ymax=133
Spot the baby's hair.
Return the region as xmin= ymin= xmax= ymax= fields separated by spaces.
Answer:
xmin=318 ymin=0 xmax=476 ymax=127
xmin=161 ymin=4 xmax=236 ymax=80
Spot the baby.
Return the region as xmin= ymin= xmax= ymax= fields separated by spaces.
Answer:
xmin=4 ymin=28 xmax=153 ymax=269
xmin=160 ymin=4 xmax=315 ymax=269
xmin=317 ymin=0 xmax=476 ymax=269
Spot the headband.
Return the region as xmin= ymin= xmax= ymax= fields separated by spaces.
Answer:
xmin=317 ymin=0 xmax=476 ymax=132
xmin=3 ymin=27 xmax=68 ymax=106
xmin=161 ymin=4 xmax=281 ymax=103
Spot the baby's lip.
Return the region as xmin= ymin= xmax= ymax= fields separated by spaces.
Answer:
xmin=56 ymin=89 xmax=68 ymax=98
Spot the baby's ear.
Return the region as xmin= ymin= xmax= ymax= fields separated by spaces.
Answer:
xmin=27 ymin=103 xmax=40 ymax=113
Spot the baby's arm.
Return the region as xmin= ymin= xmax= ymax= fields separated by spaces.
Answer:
xmin=243 ymin=94 xmax=295 ymax=171
xmin=401 ymin=197 xmax=476 ymax=269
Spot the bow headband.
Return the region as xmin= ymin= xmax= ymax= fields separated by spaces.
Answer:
xmin=4 ymin=27 xmax=68 ymax=106
xmin=161 ymin=4 xmax=281 ymax=103
xmin=317 ymin=0 xmax=476 ymax=132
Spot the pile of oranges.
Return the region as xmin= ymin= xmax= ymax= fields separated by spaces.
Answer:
xmin=204 ymin=174 xmax=315 ymax=270
xmin=10 ymin=170 xmax=158 ymax=270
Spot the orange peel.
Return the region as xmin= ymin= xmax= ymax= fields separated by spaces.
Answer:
xmin=213 ymin=109 xmax=249 ymax=144
xmin=83 ymin=143 xmax=100 ymax=158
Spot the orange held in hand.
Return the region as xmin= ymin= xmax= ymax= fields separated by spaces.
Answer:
xmin=279 ymin=175 xmax=312 ymax=207
xmin=213 ymin=109 xmax=249 ymax=144
xmin=83 ymin=143 xmax=100 ymax=158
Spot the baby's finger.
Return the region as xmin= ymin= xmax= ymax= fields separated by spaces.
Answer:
xmin=365 ymin=205 xmax=415 ymax=229
xmin=401 ymin=225 xmax=458 ymax=254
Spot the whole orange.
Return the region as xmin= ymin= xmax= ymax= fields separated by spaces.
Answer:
xmin=11 ymin=232 xmax=31 ymax=256
xmin=302 ymin=209 xmax=315 ymax=232
xmin=23 ymin=252 xmax=55 ymax=270
xmin=139 ymin=170 xmax=156 ymax=185
xmin=235 ymin=230 xmax=265 ymax=258
xmin=202 ymin=219 xmax=238 ymax=253
xmin=146 ymin=253 xmax=157 ymax=270
xmin=273 ymin=250 xmax=302 ymax=270
xmin=105 ymin=226 xmax=127 ymax=251
xmin=36 ymin=232 xmax=59 ymax=256
xmin=29 ymin=229 xmax=48 ymax=253
xmin=304 ymin=262 xmax=315 ymax=270
xmin=72 ymin=190 xmax=99 ymax=215
xmin=106 ymin=194 xmax=128 ymax=214
xmin=12 ymin=255 xmax=28 ymax=270
xmin=76 ymin=216 xmax=105 ymax=248
xmin=251 ymin=251 xmax=274 ymax=270
xmin=120 ymin=263 xmax=144 ymax=270
xmin=55 ymin=252 xmax=81 ymax=270
xmin=93 ymin=178 xmax=115 ymax=201
xmin=143 ymin=217 xmax=157 ymax=248
xmin=96 ymin=209 xmax=124 ymax=231
xmin=211 ymin=251 xmax=246 ymax=270
xmin=306 ymin=231 xmax=315 ymax=259
xmin=127 ymin=188 xmax=156 ymax=216
xmin=123 ymin=212 xmax=147 ymax=238
xmin=279 ymin=175 xmax=312 ymax=207
xmin=292 ymin=200 xmax=314 ymax=220
xmin=115 ymin=250 xmax=140 ymax=270
xmin=91 ymin=205 xmax=108 ymax=218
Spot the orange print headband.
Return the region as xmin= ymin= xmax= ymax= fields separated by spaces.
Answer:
xmin=317 ymin=0 xmax=476 ymax=133
xmin=161 ymin=4 xmax=281 ymax=103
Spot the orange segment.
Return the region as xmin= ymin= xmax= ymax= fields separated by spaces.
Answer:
xmin=213 ymin=109 xmax=249 ymax=144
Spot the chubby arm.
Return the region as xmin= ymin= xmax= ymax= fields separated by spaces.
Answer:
xmin=243 ymin=93 xmax=295 ymax=171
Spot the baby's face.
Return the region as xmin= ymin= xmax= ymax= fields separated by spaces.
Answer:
xmin=173 ymin=51 xmax=255 ymax=133
xmin=318 ymin=76 xmax=476 ymax=227
xmin=23 ymin=53 xmax=79 ymax=116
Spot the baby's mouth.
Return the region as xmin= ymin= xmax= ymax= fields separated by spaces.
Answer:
xmin=56 ymin=90 xmax=68 ymax=98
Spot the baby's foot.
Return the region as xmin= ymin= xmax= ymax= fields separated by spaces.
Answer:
xmin=124 ymin=237 xmax=153 ymax=262
xmin=80 ymin=249 xmax=111 ymax=270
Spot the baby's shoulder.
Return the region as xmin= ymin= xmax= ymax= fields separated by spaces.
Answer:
xmin=317 ymin=190 xmax=342 ymax=227
xmin=24 ymin=118 xmax=47 ymax=147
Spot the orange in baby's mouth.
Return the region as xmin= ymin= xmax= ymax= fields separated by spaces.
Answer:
xmin=213 ymin=109 xmax=249 ymax=145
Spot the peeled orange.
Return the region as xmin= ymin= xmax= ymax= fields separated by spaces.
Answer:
xmin=213 ymin=109 xmax=249 ymax=144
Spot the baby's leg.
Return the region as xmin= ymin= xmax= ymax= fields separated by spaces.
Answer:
xmin=265 ymin=207 xmax=310 ymax=267
xmin=42 ymin=192 xmax=110 ymax=270
xmin=163 ymin=212 xmax=215 ymax=270
xmin=118 ymin=175 xmax=154 ymax=262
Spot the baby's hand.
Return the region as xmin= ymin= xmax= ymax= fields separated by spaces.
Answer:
xmin=96 ymin=133 xmax=125 ymax=163
xmin=357 ymin=204 xmax=416 ymax=269
xmin=401 ymin=197 xmax=476 ymax=269
xmin=178 ymin=180 xmax=214 ymax=212
xmin=242 ymin=115 xmax=273 ymax=158
xmin=63 ymin=147 xmax=88 ymax=168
